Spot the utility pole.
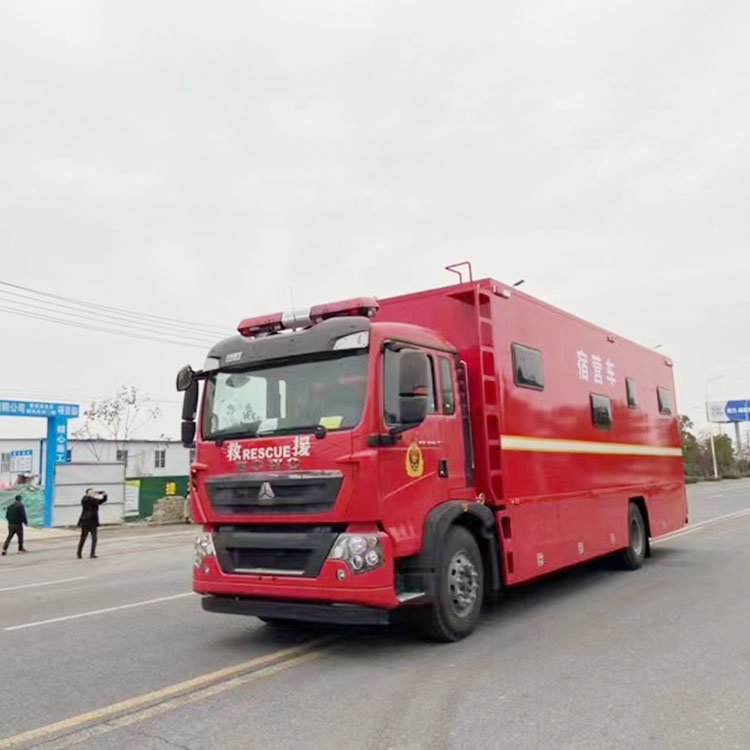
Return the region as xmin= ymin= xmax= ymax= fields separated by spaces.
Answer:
xmin=705 ymin=375 xmax=724 ymax=480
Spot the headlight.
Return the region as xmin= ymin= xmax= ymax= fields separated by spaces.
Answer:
xmin=364 ymin=549 xmax=380 ymax=567
xmin=327 ymin=533 xmax=383 ymax=574
xmin=348 ymin=536 xmax=368 ymax=555
xmin=193 ymin=533 xmax=216 ymax=569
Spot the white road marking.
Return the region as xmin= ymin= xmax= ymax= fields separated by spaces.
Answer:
xmin=652 ymin=507 xmax=750 ymax=544
xmin=101 ymin=530 xmax=196 ymax=542
xmin=0 ymin=576 xmax=86 ymax=594
xmin=4 ymin=592 xmax=193 ymax=631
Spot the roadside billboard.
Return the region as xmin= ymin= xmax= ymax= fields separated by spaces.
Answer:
xmin=707 ymin=400 xmax=750 ymax=423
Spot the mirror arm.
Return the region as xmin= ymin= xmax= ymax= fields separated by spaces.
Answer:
xmin=367 ymin=433 xmax=400 ymax=447
xmin=388 ymin=422 xmax=415 ymax=436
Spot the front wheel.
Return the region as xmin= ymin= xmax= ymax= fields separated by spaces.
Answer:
xmin=418 ymin=526 xmax=484 ymax=642
xmin=620 ymin=503 xmax=647 ymax=570
xmin=258 ymin=617 xmax=287 ymax=625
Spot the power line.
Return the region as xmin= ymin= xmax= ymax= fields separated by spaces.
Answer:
xmin=0 ymin=292 xmax=217 ymax=347
xmin=0 ymin=304 xmax=217 ymax=349
xmin=0 ymin=279 xmax=230 ymax=335
xmin=0 ymin=288 xmax=222 ymax=342
xmin=0 ymin=278 xmax=230 ymax=333
xmin=0 ymin=303 xmax=213 ymax=348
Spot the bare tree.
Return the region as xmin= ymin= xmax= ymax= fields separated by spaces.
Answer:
xmin=73 ymin=386 xmax=163 ymax=461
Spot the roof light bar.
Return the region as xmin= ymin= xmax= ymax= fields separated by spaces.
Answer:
xmin=237 ymin=297 xmax=379 ymax=338
xmin=236 ymin=312 xmax=284 ymax=338
xmin=309 ymin=297 xmax=379 ymax=323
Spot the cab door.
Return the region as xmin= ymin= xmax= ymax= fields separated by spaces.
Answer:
xmin=378 ymin=345 xmax=444 ymax=556
xmin=434 ymin=354 xmax=470 ymax=495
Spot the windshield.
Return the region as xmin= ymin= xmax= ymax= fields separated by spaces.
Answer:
xmin=203 ymin=352 xmax=368 ymax=440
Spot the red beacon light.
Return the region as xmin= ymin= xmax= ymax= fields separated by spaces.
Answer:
xmin=237 ymin=297 xmax=379 ymax=338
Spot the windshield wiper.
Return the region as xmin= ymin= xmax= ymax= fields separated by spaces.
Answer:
xmin=257 ymin=424 xmax=323 ymax=436
xmin=206 ymin=428 xmax=259 ymax=444
xmin=208 ymin=424 xmax=333 ymax=443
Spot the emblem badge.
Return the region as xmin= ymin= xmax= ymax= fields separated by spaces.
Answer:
xmin=405 ymin=443 xmax=424 ymax=478
xmin=258 ymin=481 xmax=275 ymax=501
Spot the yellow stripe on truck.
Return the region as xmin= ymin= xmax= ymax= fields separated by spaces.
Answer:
xmin=500 ymin=435 xmax=683 ymax=458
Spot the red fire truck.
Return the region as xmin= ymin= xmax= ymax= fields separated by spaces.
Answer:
xmin=177 ymin=269 xmax=686 ymax=641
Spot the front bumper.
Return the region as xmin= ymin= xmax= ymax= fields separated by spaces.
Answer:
xmin=202 ymin=595 xmax=391 ymax=625
xmin=193 ymin=528 xmax=400 ymax=611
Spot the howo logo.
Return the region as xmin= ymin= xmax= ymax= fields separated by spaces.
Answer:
xmin=258 ymin=482 xmax=275 ymax=502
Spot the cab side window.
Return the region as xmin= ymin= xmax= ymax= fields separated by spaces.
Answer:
xmin=383 ymin=348 xmax=400 ymax=425
xmin=425 ymin=356 xmax=437 ymax=413
xmin=439 ymin=357 xmax=456 ymax=415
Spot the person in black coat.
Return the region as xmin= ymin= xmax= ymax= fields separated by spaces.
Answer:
xmin=77 ymin=488 xmax=107 ymax=559
xmin=2 ymin=495 xmax=28 ymax=555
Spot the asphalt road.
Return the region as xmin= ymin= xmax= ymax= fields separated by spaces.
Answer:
xmin=1 ymin=480 xmax=749 ymax=749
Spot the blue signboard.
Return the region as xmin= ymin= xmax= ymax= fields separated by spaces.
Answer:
xmin=0 ymin=400 xmax=79 ymax=418
xmin=0 ymin=398 xmax=80 ymax=526
xmin=54 ymin=421 xmax=69 ymax=463
xmin=707 ymin=400 xmax=750 ymax=423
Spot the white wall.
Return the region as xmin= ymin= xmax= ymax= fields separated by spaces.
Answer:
xmin=54 ymin=462 xmax=126 ymax=527
xmin=0 ymin=438 xmax=43 ymax=487
xmin=0 ymin=438 xmax=190 ymax=481
xmin=67 ymin=441 xmax=190 ymax=478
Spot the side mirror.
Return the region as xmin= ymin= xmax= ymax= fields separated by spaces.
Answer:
xmin=396 ymin=350 xmax=430 ymax=430
xmin=181 ymin=421 xmax=196 ymax=448
xmin=182 ymin=381 xmax=199 ymax=421
xmin=399 ymin=394 xmax=428 ymax=426
xmin=176 ymin=365 xmax=194 ymax=392
xmin=181 ymin=379 xmax=199 ymax=447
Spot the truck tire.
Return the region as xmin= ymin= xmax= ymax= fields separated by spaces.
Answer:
xmin=418 ymin=526 xmax=484 ymax=642
xmin=620 ymin=503 xmax=647 ymax=570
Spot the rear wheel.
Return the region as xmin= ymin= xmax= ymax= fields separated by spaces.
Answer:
xmin=620 ymin=503 xmax=647 ymax=570
xmin=418 ymin=526 xmax=484 ymax=642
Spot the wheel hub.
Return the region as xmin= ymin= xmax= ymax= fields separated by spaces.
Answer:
xmin=448 ymin=550 xmax=479 ymax=617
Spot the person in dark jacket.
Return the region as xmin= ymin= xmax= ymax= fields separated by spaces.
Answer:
xmin=77 ymin=488 xmax=107 ymax=559
xmin=2 ymin=495 xmax=28 ymax=555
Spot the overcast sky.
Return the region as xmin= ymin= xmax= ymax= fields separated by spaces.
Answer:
xmin=1 ymin=0 xmax=749 ymax=441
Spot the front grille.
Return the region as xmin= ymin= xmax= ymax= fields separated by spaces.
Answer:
xmin=207 ymin=472 xmax=343 ymax=515
xmin=228 ymin=548 xmax=310 ymax=575
xmin=213 ymin=526 xmax=341 ymax=577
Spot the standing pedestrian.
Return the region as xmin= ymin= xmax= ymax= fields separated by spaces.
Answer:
xmin=2 ymin=494 xmax=28 ymax=555
xmin=77 ymin=488 xmax=107 ymax=559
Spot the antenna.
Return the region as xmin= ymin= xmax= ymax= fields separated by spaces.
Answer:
xmin=290 ymin=287 xmax=296 ymax=311
xmin=445 ymin=262 xmax=474 ymax=284
xmin=512 ymin=279 xmax=525 ymax=287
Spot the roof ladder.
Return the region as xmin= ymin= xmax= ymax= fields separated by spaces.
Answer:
xmin=475 ymin=288 xmax=515 ymax=581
